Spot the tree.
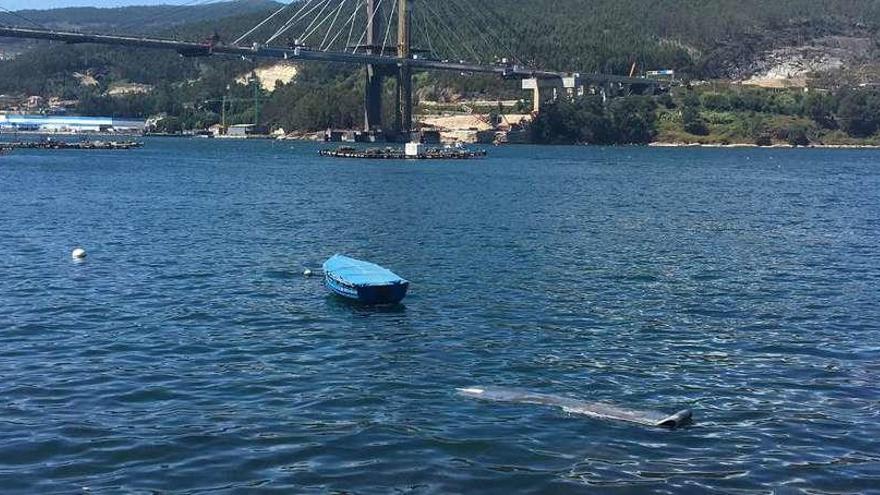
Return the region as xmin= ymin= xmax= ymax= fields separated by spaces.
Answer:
xmin=701 ymin=92 xmax=732 ymax=111
xmin=681 ymin=91 xmax=709 ymax=136
xmin=804 ymin=91 xmax=837 ymax=129
xmin=531 ymin=95 xmax=657 ymax=145
xmin=837 ymin=90 xmax=880 ymax=138
xmin=154 ymin=116 xmax=182 ymax=134
xmin=786 ymin=126 xmax=810 ymax=146
xmin=607 ymin=96 xmax=657 ymax=144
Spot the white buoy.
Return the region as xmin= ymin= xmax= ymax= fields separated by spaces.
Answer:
xmin=303 ymin=268 xmax=313 ymax=277
xmin=71 ymin=248 xmax=87 ymax=259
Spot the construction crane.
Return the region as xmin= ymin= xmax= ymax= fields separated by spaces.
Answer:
xmin=203 ymin=78 xmax=268 ymax=134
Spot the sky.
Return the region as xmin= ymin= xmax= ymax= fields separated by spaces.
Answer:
xmin=2 ymin=0 xmax=197 ymax=10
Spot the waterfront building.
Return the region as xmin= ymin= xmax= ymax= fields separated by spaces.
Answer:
xmin=0 ymin=114 xmax=146 ymax=134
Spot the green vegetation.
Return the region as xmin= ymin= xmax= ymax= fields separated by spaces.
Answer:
xmin=0 ymin=1 xmax=277 ymax=35
xmin=474 ymin=0 xmax=880 ymax=75
xmin=531 ymin=96 xmax=657 ymax=145
xmin=533 ymin=85 xmax=880 ymax=146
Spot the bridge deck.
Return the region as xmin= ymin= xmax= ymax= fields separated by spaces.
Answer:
xmin=0 ymin=26 xmax=658 ymax=86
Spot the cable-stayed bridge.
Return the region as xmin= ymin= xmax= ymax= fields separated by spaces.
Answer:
xmin=0 ymin=0 xmax=663 ymax=140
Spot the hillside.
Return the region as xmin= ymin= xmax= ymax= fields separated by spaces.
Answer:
xmin=0 ymin=0 xmax=278 ymax=33
xmin=2 ymin=0 xmax=879 ymax=85
xmin=0 ymin=0 xmax=278 ymax=58
xmin=3 ymin=0 xmax=880 ymax=139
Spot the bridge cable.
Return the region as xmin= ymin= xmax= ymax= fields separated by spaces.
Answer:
xmin=293 ymin=0 xmax=334 ymax=46
xmin=297 ymin=0 xmax=337 ymax=46
xmin=234 ymin=0 xmax=293 ymax=45
xmin=419 ymin=1 xmax=473 ymax=62
xmin=460 ymin=0 xmax=518 ymax=61
xmin=449 ymin=0 xmax=522 ymax=64
xmin=379 ymin=0 xmax=396 ymax=57
xmin=350 ymin=0 xmax=385 ymax=53
xmin=444 ymin=0 xmax=496 ymax=60
xmin=484 ymin=5 xmax=525 ymax=65
xmin=343 ymin=0 xmax=363 ymax=50
xmin=0 ymin=6 xmax=46 ymax=29
xmin=434 ymin=0 xmax=484 ymax=62
xmin=415 ymin=5 xmax=436 ymax=58
xmin=267 ymin=0 xmax=317 ymax=42
xmin=266 ymin=0 xmax=320 ymax=45
xmin=324 ymin=0 xmax=363 ymax=51
xmin=319 ymin=0 xmax=349 ymax=50
xmin=416 ymin=6 xmax=455 ymax=59
xmin=414 ymin=1 xmax=451 ymax=58
xmin=421 ymin=0 xmax=480 ymax=63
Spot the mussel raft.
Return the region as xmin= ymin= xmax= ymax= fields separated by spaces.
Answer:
xmin=2 ymin=140 xmax=143 ymax=150
xmin=319 ymin=146 xmax=487 ymax=160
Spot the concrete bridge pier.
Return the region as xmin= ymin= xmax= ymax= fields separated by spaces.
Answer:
xmin=395 ymin=66 xmax=413 ymax=139
xmin=522 ymin=77 xmax=566 ymax=113
xmin=522 ymin=74 xmax=588 ymax=113
xmin=524 ymin=74 xmax=660 ymax=111
xmin=364 ymin=65 xmax=385 ymax=132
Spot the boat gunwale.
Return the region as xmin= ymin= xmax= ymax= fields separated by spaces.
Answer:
xmin=325 ymin=270 xmax=408 ymax=289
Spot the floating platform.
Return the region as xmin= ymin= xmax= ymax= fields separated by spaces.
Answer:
xmin=322 ymin=254 xmax=409 ymax=305
xmin=3 ymin=140 xmax=143 ymax=150
xmin=319 ymin=146 xmax=486 ymax=160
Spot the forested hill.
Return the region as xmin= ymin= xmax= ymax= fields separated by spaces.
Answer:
xmin=3 ymin=0 xmax=880 ymax=137
xmin=474 ymin=0 xmax=880 ymax=77
xmin=4 ymin=0 xmax=880 ymax=76
xmin=3 ymin=0 xmax=880 ymax=81
xmin=0 ymin=1 xmax=278 ymax=34
xmin=0 ymin=0 xmax=278 ymax=61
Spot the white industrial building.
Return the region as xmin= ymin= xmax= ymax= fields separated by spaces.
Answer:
xmin=0 ymin=114 xmax=145 ymax=134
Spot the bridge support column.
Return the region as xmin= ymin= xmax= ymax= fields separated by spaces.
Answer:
xmin=365 ymin=66 xmax=384 ymax=132
xmin=532 ymin=85 xmax=541 ymax=113
xmin=396 ymin=0 xmax=413 ymax=139
xmin=364 ymin=0 xmax=384 ymax=132
xmin=396 ymin=66 xmax=413 ymax=138
xmin=522 ymin=77 xmax=567 ymax=114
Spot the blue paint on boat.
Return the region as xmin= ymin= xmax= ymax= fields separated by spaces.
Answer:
xmin=322 ymin=254 xmax=409 ymax=305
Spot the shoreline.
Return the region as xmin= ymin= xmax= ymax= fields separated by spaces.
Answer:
xmin=6 ymin=131 xmax=880 ymax=149
xmin=648 ymin=142 xmax=880 ymax=149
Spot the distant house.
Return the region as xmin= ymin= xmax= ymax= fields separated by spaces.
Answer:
xmin=208 ymin=124 xmax=226 ymax=137
xmin=0 ymin=115 xmax=146 ymax=134
xmin=226 ymin=124 xmax=268 ymax=137
xmin=26 ymin=95 xmax=44 ymax=111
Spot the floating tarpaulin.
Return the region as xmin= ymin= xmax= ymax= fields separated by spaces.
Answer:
xmin=323 ymin=254 xmax=408 ymax=288
xmin=458 ymin=387 xmax=692 ymax=429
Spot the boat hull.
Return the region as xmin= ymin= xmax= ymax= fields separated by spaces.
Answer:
xmin=324 ymin=273 xmax=409 ymax=305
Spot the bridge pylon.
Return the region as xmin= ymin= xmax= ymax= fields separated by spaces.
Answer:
xmin=364 ymin=0 xmax=385 ymax=133
xmin=363 ymin=0 xmax=412 ymax=141
xmin=396 ymin=0 xmax=413 ymax=139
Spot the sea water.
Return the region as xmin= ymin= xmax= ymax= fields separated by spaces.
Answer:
xmin=1 ymin=139 xmax=878 ymax=493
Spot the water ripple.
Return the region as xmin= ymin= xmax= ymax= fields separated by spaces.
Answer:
xmin=1 ymin=143 xmax=879 ymax=493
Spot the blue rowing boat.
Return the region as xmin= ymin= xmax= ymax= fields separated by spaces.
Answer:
xmin=322 ymin=254 xmax=409 ymax=305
